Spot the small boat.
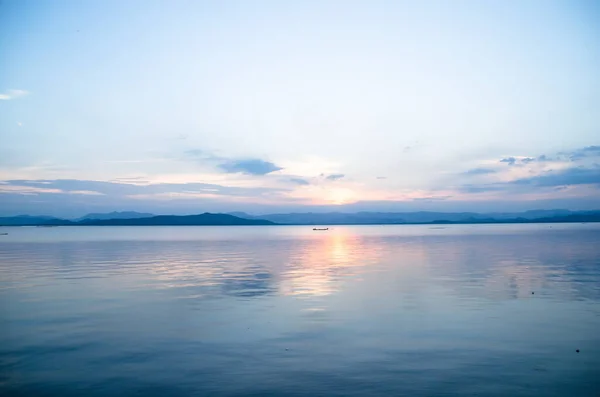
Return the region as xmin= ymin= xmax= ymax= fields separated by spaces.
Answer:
xmin=313 ymin=228 xmax=329 ymax=231
xmin=0 ymin=233 xmax=8 ymax=236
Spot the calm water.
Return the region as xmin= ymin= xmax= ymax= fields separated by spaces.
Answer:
xmin=1 ymin=224 xmax=599 ymax=396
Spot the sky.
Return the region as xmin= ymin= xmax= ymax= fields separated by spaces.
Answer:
xmin=1 ymin=0 xmax=599 ymax=217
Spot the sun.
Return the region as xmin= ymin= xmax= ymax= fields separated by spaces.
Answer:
xmin=326 ymin=188 xmax=356 ymax=205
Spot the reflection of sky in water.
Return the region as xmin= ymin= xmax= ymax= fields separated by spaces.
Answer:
xmin=1 ymin=224 xmax=600 ymax=396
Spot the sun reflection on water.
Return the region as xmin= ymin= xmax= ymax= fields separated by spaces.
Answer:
xmin=279 ymin=230 xmax=382 ymax=297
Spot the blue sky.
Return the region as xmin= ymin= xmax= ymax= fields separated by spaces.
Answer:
xmin=1 ymin=0 xmax=599 ymax=216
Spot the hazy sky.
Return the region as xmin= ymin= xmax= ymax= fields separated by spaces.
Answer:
xmin=1 ymin=0 xmax=599 ymax=216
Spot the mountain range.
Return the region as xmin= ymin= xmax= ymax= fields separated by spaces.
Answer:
xmin=0 ymin=209 xmax=600 ymax=226
xmin=0 ymin=213 xmax=274 ymax=226
xmin=74 ymin=211 xmax=155 ymax=221
xmin=1 ymin=209 xmax=600 ymax=226
xmin=227 ymin=209 xmax=599 ymax=225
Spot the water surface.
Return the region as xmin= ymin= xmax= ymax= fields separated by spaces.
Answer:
xmin=1 ymin=224 xmax=599 ymax=396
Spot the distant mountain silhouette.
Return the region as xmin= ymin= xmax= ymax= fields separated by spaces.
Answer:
xmin=78 ymin=213 xmax=274 ymax=226
xmin=77 ymin=211 xmax=155 ymax=221
xmin=226 ymin=209 xmax=591 ymax=225
xmin=529 ymin=213 xmax=600 ymax=223
xmin=0 ymin=215 xmax=62 ymax=226
xmin=1 ymin=213 xmax=273 ymax=226
xmin=1 ymin=210 xmax=599 ymax=226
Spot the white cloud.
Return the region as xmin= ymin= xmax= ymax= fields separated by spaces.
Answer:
xmin=17 ymin=122 xmax=23 ymax=127
xmin=0 ymin=185 xmax=63 ymax=194
xmin=69 ymin=190 xmax=104 ymax=195
xmin=0 ymin=184 xmax=103 ymax=196
xmin=0 ymin=89 xmax=29 ymax=100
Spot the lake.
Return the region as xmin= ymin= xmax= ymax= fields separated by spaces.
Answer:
xmin=1 ymin=224 xmax=599 ymax=396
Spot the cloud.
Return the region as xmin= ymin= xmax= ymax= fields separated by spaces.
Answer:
xmin=376 ymin=176 xmax=387 ymax=180
xmin=289 ymin=178 xmax=310 ymax=185
xmin=458 ymin=145 xmax=600 ymax=195
xmin=325 ymin=173 xmax=345 ymax=181
xmin=499 ymin=157 xmax=517 ymax=165
xmin=464 ymin=167 xmax=497 ymax=175
xmin=0 ymin=89 xmax=29 ymax=100
xmin=499 ymin=156 xmax=540 ymax=166
xmin=412 ymin=196 xmax=452 ymax=201
xmin=459 ymin=165 xmax=600 ymax=194
xmin=0 ymin=185 xmax=63 ymax=195
xmin=110 ymin=176 xmax=148 ymax=183
xmin=0 ymin=184 xmax=104 ymax=196
xmin=1 ymin=179 xmax=286 ymax=198
xmin=0 ymin=179 xmax=297 ymax=217
xmin=566 ymin=146 xmax=600 ymax=161
xmin=218 ymin=159 xmax=283 ymax=175
xmin=460 ymin=184 xmax=504 ymax=193
xmin=69 ymin=190 xmax=105 ymax=195
xmin=184 ymin=149 xmax=283 ymax=175
xmin=487 ymin=146 xmax=600 ymax=168
xmin=511 ymin=166 xmax=600 ymax=187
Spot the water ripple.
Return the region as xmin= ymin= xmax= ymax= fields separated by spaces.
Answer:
xmin=1 ymin=224 xmax=600 ymax=396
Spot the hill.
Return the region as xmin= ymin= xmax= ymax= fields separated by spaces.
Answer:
xmin=76 ymin=211 xmax=154 ymax=221
xmin=227 ymin=209 xmax=597 ymax=225
xmin=79 ymin=213 xmax=275 ymax=226
xmin=0 ymin=215 xmax=63 ymax=226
